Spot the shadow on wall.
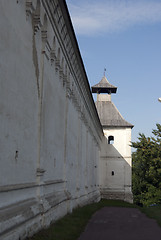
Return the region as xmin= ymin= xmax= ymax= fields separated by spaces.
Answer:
xmin=99 ymin=136 xmax=133 ymax=203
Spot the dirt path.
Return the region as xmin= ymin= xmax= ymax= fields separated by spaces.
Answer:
xmin=78 ymin=207 xmax=161 ymax=240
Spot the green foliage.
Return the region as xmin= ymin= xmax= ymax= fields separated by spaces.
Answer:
xmin=132 ymin=124 xmax=161 ymax=206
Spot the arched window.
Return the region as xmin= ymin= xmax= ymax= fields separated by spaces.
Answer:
xmin=108 ymin=135 xmax=114 ymax=144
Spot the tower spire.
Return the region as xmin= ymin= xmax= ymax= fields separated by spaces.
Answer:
xmin=91 ymin=74 xmax=117 ymax=94
xmin=104 ymin=68 xmax=106 ymax=77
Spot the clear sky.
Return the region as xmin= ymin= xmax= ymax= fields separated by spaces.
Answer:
xmin=66 ymin=0 xmax=161 ymax=143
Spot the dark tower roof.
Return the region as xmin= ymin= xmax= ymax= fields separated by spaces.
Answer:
xmin=92 ymin=75 xmax=133 ymax=128
xmin=91 ymin=76 xmax=117 ymax=94
xmin=95 ymin=101 xmax=134 ymax=128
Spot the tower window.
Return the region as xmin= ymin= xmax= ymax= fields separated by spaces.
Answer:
xmin=108 ymin=135 xmax=114 ymax=144
xmin=111 ymin=171 xmax=114 ymax=176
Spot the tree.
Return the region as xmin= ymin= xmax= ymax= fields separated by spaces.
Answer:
xmin=131 ymin=124 xmax=161 ymax=206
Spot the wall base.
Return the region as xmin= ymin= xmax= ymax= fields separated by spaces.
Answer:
xmin=0 ymin=190 xmax=100 ymax=240
xmin=100 ymin=189 xmax=133 ymax=204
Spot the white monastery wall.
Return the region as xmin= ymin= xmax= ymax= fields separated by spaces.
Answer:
xmin=99 ymin=127 xmax=133 ymax=203
xmin=0 ymin=1 xmax=103 ymax=240
xmin=0 ymin=1 xmax=133 ymax=240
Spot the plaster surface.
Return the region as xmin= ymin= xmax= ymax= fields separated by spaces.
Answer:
xmin=0 ymin=1 xmax=133 ymax=240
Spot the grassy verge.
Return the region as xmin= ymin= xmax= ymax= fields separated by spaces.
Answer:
xmin=27 ymin=199 xmax=161 ymax=240
xmin=141 ymin=204 xmax=161 ymax=227
xmin=26 ymin=200 xmax=134 ymax=240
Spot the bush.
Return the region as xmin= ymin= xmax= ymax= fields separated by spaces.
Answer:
xmin=132 ymin=124 xmax=161 ymax=206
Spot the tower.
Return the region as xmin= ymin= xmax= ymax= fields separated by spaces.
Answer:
xmin=92 ymin=75 xmax=133 ymax=203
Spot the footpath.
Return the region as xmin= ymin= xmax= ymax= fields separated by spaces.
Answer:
xmin=78 ymin=207 xmax=161 ymax=240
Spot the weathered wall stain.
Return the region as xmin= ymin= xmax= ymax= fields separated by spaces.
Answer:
xmin=32 ymin=18 xmax=40 ymax=98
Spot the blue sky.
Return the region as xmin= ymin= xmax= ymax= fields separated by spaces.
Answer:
xmin=66 ymin=0 xmax=161 ymax=143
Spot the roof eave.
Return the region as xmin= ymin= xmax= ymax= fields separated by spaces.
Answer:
xmin=91 ymin=87 xmax=117 ymax=94
xmin=102 ymin=124 xmax=134 ymax=128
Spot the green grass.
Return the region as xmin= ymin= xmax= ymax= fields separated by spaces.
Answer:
xmin=26 ymin=200 xmax=161 ymax=240
xmin=141 ymin=204 xmax=161 ymax=227
xmin=26 ymin=200 xmax=134 ymax=240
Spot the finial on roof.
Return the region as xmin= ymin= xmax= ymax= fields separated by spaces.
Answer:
xmin=104 ymin=68 xmax=106 ymax=77
xmin=91 ymin=72 xmax=117 ymax=94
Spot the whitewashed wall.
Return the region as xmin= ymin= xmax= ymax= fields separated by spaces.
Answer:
xmin=99 ymin=128 xmax=133 ymax=203
xmin=0 ymin=1 xmax=103 ymax=239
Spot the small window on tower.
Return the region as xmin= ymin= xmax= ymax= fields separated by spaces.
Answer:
xmin=108 ymin=135 xmax=114 ymax=144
